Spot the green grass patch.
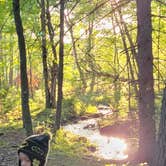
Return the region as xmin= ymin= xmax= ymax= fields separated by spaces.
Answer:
xmin=51 ymin=129 xmax=95 ymax=157
xmin=0 ymin=139 xmax=7 ymax=147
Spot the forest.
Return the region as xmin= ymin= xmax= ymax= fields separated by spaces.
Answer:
xmin=0 ymin=0 xmax=166 ymax=165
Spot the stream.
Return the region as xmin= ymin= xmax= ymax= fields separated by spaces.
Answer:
xmin=62 ymin=106 xmax=128 ymax=160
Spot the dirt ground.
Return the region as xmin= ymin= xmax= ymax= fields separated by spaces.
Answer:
xmin=0 ymin=130 xmax=25 ymax=166
xmin=0 ymin=129 xmax=141 ymax=166
xmin=0 ymin=130 xmax=107 ymax=166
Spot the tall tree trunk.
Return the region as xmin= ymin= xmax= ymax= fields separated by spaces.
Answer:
xmin=152 ymin=88 xmax=166 ymax=166
xmin=65 ymin=14 xmax=87 ymax=93
xmin=111 ymin=15 xmax=121 ymax=109
xmin=112 ymin=0 xmax=139 ymax=85
xmin=85 ymin=15 xmax=95 ymax=93
xmin=136 ymin=0 xmax=156 ymax=163
xmin=46 ymin=0 xmax=58 ymax=108
xmin=112 ymin=0 xmax=138 ymax=97
xmin=0 ymin=33 xmax=6 ymax=86
xmin=157 ymin=4 xmax=161 ymax=91
xmin=4 ymin=35 xmax=8 ymax=84
xmin=9 ymin=34 xmax=14 ymax=86
xmin=55 ymin=0 xmax=65 ymax=130
xmin=40 ymin=0 xmax=51 ymax=108
xmin=13 ymin=0 xmax=33 ymax=136
xmin=0 ymin=32 xmax=2 ymax=87
xmin=28 ymin=50 xmax=33 ymax=99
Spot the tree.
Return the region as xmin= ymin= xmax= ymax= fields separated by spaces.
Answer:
xmin=13 ymin=0 xmax=33 ymax=136
xmin=55 ymin=0 xmax=65 ymax=130
xmin=136 ymin=0 xmax=156 ymax=163
xmin=65 ymin=9 xmax=87 ymax=93
xmin=9 ymin=34 xmax=14 ymax=86
xmin=0 ymin=32 xmax=2 ymax=87
xmin=152 ymin=88 xmax=166 ymax=166
xmin=46 ymin=0 xmax=58 ymax=108
xmin=40 ymin=0 xmax=51 ymax=108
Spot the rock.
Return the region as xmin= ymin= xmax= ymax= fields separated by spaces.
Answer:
xmin=83 ymin=123 xmax=96 ymax=129
xmin=0 ymin=133 xmax=4 ymax=136
xmin=87 ymin=145 xmax=96 ymax=152
xmin=99 ymin=121 xmax=133 ymax=138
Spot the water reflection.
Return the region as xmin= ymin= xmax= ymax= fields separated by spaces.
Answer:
xmin=63 ymin=118 xmax=128 ymax=160
xmin=96 ymin=136 xmax=128 ymax=160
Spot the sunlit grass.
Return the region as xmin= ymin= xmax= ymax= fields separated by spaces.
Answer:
xmin=86 ymin=105 xmax=98 ymax=114
xmin=51 ymin=129 xmax=95 ymax=157
xmin=0 ymin=139 xmax=7 ymax=147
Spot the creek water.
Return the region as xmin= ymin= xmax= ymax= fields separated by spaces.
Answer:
xmin=62 ymin=107 xmax=128 ymax=160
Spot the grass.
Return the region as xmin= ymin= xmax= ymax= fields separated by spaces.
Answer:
xmin=0 ymin=91 xmax=148 ymax=166
xmin=51 ymin=129 xmax=96 ymax=157
xmin=47 ymin=152 xmax=107 ymax=166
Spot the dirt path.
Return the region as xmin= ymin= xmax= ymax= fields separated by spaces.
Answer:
xmin=0 ymin=130 xmax=106 ymax=166
xmin=47 ymin=154 xmax=106 ymax=166
xmin=0 ymin=130 xmax=26 ymax=166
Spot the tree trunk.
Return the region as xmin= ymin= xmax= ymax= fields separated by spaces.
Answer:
xmin=111 ymin=15 xmax=121 ymax=109
xmin=46 ymin=0 xmax=58 ymax=108
xmin=112 ymin=0 xmax=138 ymax=97
xmin=4 ymin=35 xmax=8 ymax=84
xmin=0 ymin=32 xmax=2 ymax=87
xmin=55 ymin=0 xmax=65 ymax=130
xmin=152 ymin=88 xmax=166 ymax=166
xmin=28 ymin=51 xmax=33 ymax=99
xmin=13 ymin=0 xmax=33 ymax=136
xmin=40 ymin=0 xmax=51 ymax=108
xmin=9 ymin=34 xmax=14 ymax=86
xmin=136 ymin=0 xmax=156 ymax=163
xmin=87 ymin=17 xmax=95 ymax=93
xmin=65 ymin=13 xmax=87 ymax=93
xmin=157 ymin=4 xmax=161 ymax=91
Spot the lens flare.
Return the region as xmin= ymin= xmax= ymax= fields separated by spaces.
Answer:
xmin=95 ymin=136 xmax=128 ymax=160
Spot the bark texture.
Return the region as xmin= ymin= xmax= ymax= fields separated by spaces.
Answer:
xmin=136 ymin=0 xmax=156 ymax=163
xmin=152 ymin=88 xmax=166 ymax=166
xmin=13 ymin=0 xmax=33 ymax=136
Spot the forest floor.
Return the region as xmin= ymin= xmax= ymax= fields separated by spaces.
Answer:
xmin=0 ymin=129 xmax=25 ymax=166
xmin=0 ymin=129 xmax=110 ymax=166
xmin=0 ymin=128 xmax=147 ymax=166
xmin=0 ymin=111 xmax=145 ymax=166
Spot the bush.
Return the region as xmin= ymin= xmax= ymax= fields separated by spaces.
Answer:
xmin=0 ymin=86 xmax=20 ymax=113
xmin=62 ymin=97 xmax=77 ymax=122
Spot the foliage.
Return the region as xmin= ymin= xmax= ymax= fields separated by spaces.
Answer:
xmin=51 ymin=129 xmax=95 ymax=157
xmin=0 ymin=0 xmax=165 ymax=118
xmin=0 ymin=86 xmax=21 ymax=114
xmin=0 ymin=0 xmax=166 ymax=164
xmin=61 ymin=95 xmax=97 ymax=122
